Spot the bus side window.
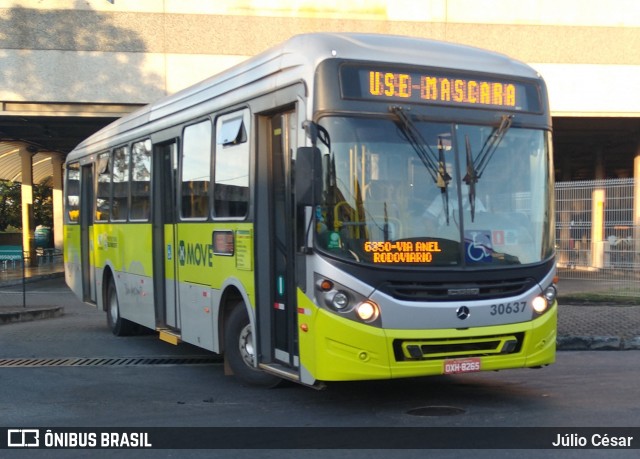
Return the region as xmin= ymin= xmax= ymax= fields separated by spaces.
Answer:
xmin=111 ymin=146 xmax=129 ymax=222
xmin=65 ymin=162 xmax=80 ymax=223
xmin=95 ymin=152 xmax=111 ymax=222
xmin=181 ymin=120 xmax=212 ymax=219
xmin=130 ymin=140 xmax=151 ymax=221
xmin=215 ymin=110 xmax=250 ymax=218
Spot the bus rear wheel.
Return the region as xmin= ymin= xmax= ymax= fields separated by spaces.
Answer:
xmin=224 ymin=304 xmax=281 ymax=387
xmin=106 ymin=278 xmax=135 ymax=336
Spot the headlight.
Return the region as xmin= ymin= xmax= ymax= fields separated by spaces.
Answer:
xmin=314 ymin=274 xmax=381 ymax=326
xmin=543 ymin=285 xmax=558 ymax=304
xmin=356 ymin=301 xmax=380 ymax=322
xmin=532 ymin=296 xmax=548 ymax=314
xmin=532 ymin=283 xmax=557 ymax=315
xmin=331 ymin=291 xmax=350 ymax=310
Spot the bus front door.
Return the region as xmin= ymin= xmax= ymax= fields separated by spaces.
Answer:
xmin=255 ymin=110 xmax=299 ymax=374
xmin=152 ymin=140 xmax=180 ymax=332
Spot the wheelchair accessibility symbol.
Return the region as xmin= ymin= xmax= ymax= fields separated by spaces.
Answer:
xmin=464 ymin=230 xmax=493 ymax=263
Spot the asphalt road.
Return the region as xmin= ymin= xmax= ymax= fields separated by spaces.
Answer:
xmin=1 ymin=278 xmax=639 ymax=459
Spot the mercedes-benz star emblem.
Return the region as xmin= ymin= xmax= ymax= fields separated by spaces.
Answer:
xmin=456 ymin=306 xmax=470 ymax=320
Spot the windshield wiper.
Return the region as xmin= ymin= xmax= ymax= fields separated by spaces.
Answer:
xmin=462 ymin=114 xmax=513 ymax=221
xmin=436 ymin=136 xmax=451 ymax=224
xmin=389 ymin=106 xmax=440 ymax=182
xmin=464 ymin=135 xmax=478 ymax=222
xmin=390 ymin=106 xmax=452 ymax=223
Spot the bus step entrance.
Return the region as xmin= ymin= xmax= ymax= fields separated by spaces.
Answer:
xmin=157 ymin=328 xmax=181 ymax=346
xmin=258 ymin=363 xmax=299 ymax=382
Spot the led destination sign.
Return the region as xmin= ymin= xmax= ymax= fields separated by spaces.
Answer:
xmin=364 ymin=240 xmax=442 ymax=264
xmin=340 ymin=65 xmax=541 ymax=112
xmin=370 ymin=72 xmax=515 ymax=107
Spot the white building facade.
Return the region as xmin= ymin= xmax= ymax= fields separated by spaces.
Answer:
xmin=1 ymin=0 xmax=639 ymax=256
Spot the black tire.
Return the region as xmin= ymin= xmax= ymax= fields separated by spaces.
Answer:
xmin=224 ymin=304 xmax=282 ymax=387
xmin=106 ymin=278 xmax=136 ymax=336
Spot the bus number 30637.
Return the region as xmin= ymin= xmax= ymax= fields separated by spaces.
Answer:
xmin=489 ymin=301 xmax=527 ymax=316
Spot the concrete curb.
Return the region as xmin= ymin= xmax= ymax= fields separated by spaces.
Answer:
xmin=0 ymin=306 xmax=64 ymax=325
xmin=557 ymin=335 xmax=640 ymax=350
xmin=0 ymin=271 xmax=64 ymax=288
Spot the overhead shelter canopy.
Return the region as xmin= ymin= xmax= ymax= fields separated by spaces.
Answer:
xmin=0 ymin=141 xmax=59 ymax=184
xmin=0 ymin=109 xmax=132 ymax=184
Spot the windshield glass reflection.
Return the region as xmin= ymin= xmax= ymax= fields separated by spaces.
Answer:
xmin=314 ymin=116 xmax=553 ymax=268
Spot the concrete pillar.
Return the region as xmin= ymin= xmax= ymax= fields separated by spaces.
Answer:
xmin=51 ymin=153 xmax=65 ymax=252
xmin=19 ymin=148 xmax=37 ymax=267
xmin=591 ymin=149 xmax=605 ymax=268
xmin=633 ymin=140 xmax=640 ymax=262
xmin=591 ymin=189 xmax=606 ymax=268
xmin=557 ymin=155 xmax=572 ymax=265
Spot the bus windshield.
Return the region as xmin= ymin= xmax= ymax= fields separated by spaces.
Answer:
xmin=315 ymin=116 xmax=554 ymax=267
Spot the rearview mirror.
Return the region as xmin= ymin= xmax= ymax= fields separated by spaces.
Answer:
xmin=295 ymin=146 xmax=322 ymax=206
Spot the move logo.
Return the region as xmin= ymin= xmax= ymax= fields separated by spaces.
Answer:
xmin=178 ymin=240 xmax=214 ymax=267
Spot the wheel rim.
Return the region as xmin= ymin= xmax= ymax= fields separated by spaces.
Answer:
xmin=109 ymin=291 xmax=119 ymax=322
xmin=238 ymin=323 xmax=255 ymax=367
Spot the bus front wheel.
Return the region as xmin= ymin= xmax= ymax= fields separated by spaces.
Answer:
xmin=224 ymin=304 xmax=281 ymax=387
xmin=106 ymin=278 xmax=135 ymax=336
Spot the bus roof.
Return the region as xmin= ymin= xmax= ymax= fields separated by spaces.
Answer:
xmin=68 ymin=33 xmax=540 ymax=159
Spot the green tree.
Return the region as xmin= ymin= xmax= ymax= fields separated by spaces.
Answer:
xmin=0 ymin=180 xmax=22 ymax=231
xmin=0 ymin=180 xmax=54 ymax=232
xmin=33 ymin=181 xmax=54 ymax=229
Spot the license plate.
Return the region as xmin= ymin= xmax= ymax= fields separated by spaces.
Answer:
xmin=443 ymin=358 xmax=481 ymax=375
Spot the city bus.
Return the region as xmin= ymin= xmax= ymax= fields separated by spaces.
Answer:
xmin=63 ymin=33 xmax=557 ymax=388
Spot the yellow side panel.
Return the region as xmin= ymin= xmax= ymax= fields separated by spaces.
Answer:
xmin=63 ymin=224 xmax=81 ymax=264
xmin=92 ymin=223 xmax=153 ymax=275
xmin=175 ymin=223 xmax=255 ymax=298
xmin=63 ymin=224 xmax=82 ymax=294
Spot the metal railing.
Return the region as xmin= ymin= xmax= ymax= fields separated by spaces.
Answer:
xmin=556 ymin=178 xmax=640 ymax=297
xmin=0 ymin=246 xmax=64 ymax=309
xmin=0 ymin=248 xmax=63 ymax=271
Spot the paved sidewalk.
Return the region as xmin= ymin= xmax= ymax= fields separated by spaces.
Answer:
xmin=0 ymin=262 xmax=65 ymax=324
xmin=557 ymin=304 xmax=640 ymax=350
xmin=0 ymin=260 xmax=64 ymax=287
xmin=1 ymin=265 xmax=639 ymax=350
xmin=556 ymin=278 xmax=640 ymax=350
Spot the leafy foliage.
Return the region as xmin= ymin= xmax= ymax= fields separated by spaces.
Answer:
xmin=0 ymin=181 xmax=22 ymax=232
xmin=0 ymin=180 xmax=53 ymax=232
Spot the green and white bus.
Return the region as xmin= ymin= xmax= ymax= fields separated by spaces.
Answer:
xmin=64 ymin=33 xmax=557 ymax=388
